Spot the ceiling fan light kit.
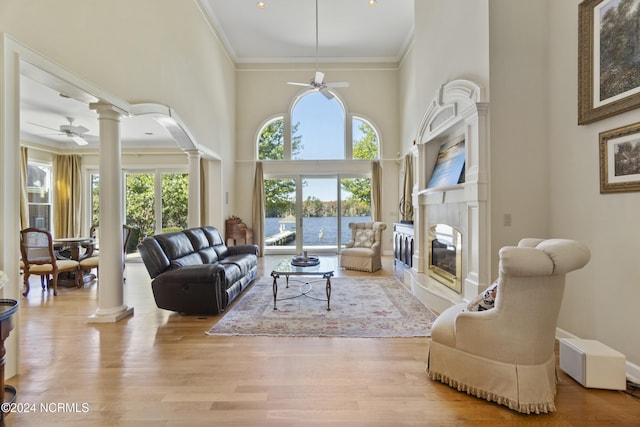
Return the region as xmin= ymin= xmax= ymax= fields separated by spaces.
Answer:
xmin=286 ymin=0 xmax=349 ymax=99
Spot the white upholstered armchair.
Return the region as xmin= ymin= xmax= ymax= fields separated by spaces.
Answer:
xmin=427 ymin=238 xmax=591 ymax=414
xmin=340 ymin=222 xmax=386 ymax=272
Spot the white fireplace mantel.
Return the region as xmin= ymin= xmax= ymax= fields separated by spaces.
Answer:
xmin=404 ymin=79 xmax=491 ymax=314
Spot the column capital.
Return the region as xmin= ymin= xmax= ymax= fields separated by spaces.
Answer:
xmin=184 ymin=149 xmax=202 ymax=159
xmin=90 ymin=102 xmax=128 ymax=118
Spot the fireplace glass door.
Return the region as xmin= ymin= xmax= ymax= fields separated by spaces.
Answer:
xmin=428 ymin=224 xmax=462 ymax=293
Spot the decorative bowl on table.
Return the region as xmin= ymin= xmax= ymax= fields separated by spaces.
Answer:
xmin=291 ymin=255 xmax=320 ymax=267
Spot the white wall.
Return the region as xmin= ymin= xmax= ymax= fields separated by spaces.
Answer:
xmin=548 ymin=0 xmax=640 ymax=365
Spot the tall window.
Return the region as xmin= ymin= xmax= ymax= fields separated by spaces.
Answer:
xmin=90 ymin=172 xmax=100 ymax=226
xmin=90 ymin=170 xmax=188 ymax=250
xmin=257 ymin=90 xmax=380 ymax=254
xmin=125 ymin=171 xmax=188 ymax=239
xmin=26 ymin=163 xmax=52 ymax=230
xmin=161 ymin=173 xmax=189 ymax=232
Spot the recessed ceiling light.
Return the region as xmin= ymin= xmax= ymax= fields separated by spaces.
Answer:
xmin=257 ymin=1 xmax=266 ymax=9
xmin=368 ymin=0 xmax=377 ymax=6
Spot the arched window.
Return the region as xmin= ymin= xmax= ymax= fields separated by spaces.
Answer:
xmin=257 ymin=117 xmax=285 ymax=160
xmin=257 ymin=91 xmax=380 ymax=160
xmin=352 ymin=116 xmax=379 ymax=160
xmin=291 ymin=91 xmax=345 ymax=160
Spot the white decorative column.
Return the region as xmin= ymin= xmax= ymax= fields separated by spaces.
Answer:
xmin=88 ymin=103 xmax=133 ymax=323
xmin=186 ymin=149 xmax=201 ymax=227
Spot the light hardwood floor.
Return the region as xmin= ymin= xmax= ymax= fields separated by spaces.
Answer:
xmin=6 ymin=256 xmax=640 ymax=426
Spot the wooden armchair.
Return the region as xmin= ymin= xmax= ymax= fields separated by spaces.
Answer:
xmin=225 ymin=216 xmax=254 ymax=246
xmin=80 ymin=224 xmax=134 ymax=278
xmin=20 ymin=227 xmax=81 ymax=296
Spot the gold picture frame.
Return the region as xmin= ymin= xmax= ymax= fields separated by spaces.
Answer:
xmin=599 ymin=121 xmax=640 ymax=193
xmin=578 ymin=0 xmax=640 ymax=125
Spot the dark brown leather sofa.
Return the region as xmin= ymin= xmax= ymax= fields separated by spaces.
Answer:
xmin=138 ymin=226 xmax=258 ymax=314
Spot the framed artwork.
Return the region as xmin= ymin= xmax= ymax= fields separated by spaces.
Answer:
xmin=599 ymin=121 xmax=640 ymax=193
xmin=578 ymin=0 xmax=640 ymax=125
xmin=427 ymin=139 xmax=465 ymax=189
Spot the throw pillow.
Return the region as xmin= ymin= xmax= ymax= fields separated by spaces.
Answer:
xmin=353 ymin=229 xmax=375 ymax=248
xmin=466 ymin=280 xmax=498 ymax=312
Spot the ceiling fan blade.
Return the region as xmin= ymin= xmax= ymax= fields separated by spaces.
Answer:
xmin=28 ymin=122 xmax=60 ymax=132
xmin=314 ymin=71 xmax=325 ymax=85
xmin=326 ymin=82 xmax=349 ymax=88
xmin=287 ymin=82 xmax=312 ymax=87
xmin=73 ymin=125 xmax=90 ymax=134
xmin=70 ymin=135 xmax=88 ymax=146
xmin=319 ymin=87 xmax=334 ymax=100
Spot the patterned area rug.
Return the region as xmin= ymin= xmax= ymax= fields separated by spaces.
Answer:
xmin=206 ymin=276 xmax=436 ymax=337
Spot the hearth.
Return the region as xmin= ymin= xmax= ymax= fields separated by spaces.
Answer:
xmin=428 ymin=224 xmax=462 ymax=293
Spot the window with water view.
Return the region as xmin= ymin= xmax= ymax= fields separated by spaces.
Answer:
xmin=258 ymin=90 xmax=379 ymax=253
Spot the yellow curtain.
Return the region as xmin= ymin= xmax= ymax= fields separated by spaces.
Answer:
xmin=200 ymin=157 xmax=206 ymax=226
xmin=371 ymin=160 xmax=382 ymax=222
xmin=53 ymin=154 xmax=82 ymax=237
xmin=20 ymin=147 xmax=29 ymax=229
xmin=401 ymin=153 xmax=414 ymax=222
xmin=251 ymin=161 xmax=265 ymax=256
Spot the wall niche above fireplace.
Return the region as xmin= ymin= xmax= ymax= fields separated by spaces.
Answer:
xmin=403 ymin=79 xmax=491 ymax=314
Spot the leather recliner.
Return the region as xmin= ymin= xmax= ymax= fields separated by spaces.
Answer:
xmin=138 ymin=226 xmax=259 ymax=314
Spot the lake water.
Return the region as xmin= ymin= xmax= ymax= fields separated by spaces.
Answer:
xmin=265 ymin=216 xmax=370 ymax=246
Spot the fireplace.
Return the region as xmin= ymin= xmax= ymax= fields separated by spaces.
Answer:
xmin=428 ymin=224 xmax=462 ymax=293
xmin=403 ymin=80 xmax=489 ymax=313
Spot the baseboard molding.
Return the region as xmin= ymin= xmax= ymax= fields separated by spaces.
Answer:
xmin=556 ymin=327 xmax=640 ymax=384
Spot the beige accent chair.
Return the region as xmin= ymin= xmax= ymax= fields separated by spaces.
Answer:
xmin=340 ymin=222 xmax=386 ymax=272
xmin=427 ymin=238 xmax=591 ymax=414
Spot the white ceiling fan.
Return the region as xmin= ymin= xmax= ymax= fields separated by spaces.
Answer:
xmin=29 ymin=116 xmax=91 ymax=146
xmin=287 ymin=0 xmax=349 ymax=99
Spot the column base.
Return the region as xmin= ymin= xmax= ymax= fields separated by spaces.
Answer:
xmin=87 ymin=306 xmax=134 ymax=323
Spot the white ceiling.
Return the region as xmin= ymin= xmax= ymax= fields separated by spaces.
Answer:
xmin=19 ymin=0 xmax=414 ymax=149
xmin=19 ymin=70 xmax=177 ymax=151
xmin=201 ymin=0 xmax=415 ymax=63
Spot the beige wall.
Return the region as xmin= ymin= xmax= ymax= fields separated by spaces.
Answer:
xmin=547 ymin=0 xmax=640 ymax=366
xmin=411 ymin=0 xmax=491 ymax=132
xmin=0 ymin=0 xmax=237 ymax=226
xmin=488 ymin=0 xmax=551 ymax=264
